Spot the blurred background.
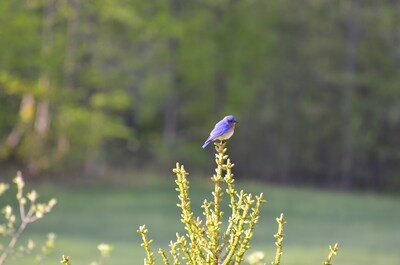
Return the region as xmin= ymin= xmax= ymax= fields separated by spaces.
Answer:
xmin=1 ymin=0 xmax=400 ymax=190
xmin=0 ymin=0 xmax=400 ymax=265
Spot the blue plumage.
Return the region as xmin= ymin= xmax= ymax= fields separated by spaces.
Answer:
xmin=202 ymin=115 xmax=238 ymax=148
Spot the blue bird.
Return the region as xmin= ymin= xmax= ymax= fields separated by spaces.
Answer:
xmin=202 ymin=115 xmax=238 ymax=148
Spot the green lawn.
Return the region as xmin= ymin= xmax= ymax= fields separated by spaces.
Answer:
xmin=1 ymin=177 xmax=400 ymax=265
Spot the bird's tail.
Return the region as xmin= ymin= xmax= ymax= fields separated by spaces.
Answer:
xmin=202 ymin=139 xmax=212 ymax=149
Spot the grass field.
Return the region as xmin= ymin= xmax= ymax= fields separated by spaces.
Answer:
xmin=1 ymin=177 xmax=400 ymax=265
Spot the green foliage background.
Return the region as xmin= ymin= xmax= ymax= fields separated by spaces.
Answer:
xmin=0 ymin=0 xmax=400 ymax=190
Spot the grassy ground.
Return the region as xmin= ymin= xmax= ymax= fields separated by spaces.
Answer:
xmin=1 ymin=177 xmax=400 ymax=265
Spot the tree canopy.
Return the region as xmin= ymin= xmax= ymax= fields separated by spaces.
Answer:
xmin=1 ymin=0 xmax=399 ymax=190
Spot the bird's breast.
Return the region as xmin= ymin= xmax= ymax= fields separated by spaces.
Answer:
xmin=216 ymin=126 xmax=235 ymax=140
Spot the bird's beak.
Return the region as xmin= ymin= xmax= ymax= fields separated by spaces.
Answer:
xmin=234 ymin=121 xmax=239 ymax=123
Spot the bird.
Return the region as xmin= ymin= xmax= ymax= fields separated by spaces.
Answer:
xmin=202 ymin=115 xmax=238 ymax=148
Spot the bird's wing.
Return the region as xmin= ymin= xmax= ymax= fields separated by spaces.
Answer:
xmin=209 ymin=120 xmax=230 ymax=140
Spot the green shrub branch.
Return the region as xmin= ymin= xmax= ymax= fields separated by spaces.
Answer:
xmin=272 ymin=213 xmax=286 ymax=265
xmin=322 ymin=243 xmax=339 ymax=265
xmin=138 ymin=142 xmax=266 ymax=264
xmin=139 ymin=141 xmax=341 ymax=264
xmin=0 ymin=172 xmax=57 ymax=265
xmin=60 ymin=255 xmax=72 ymax=265
xmin=4 ymin=137 xmax=338 ymax=265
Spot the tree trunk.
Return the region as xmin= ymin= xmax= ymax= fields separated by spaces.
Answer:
xmin=63 ymin=0 xmax=80 ymax=89
xmin=163 ymin=0 xmax=181 ymax=148
xmin=212 ymin=4 xmax=228 ymax=117
xmin=214 ymin=69 xmax=227 ymax=117
xmin=164 ymin=88 xmax=178 ymax=147
xmin=28 ymin=0 xmax=56 ymax=174
xmin=5 ymin=94 xmax=35 ymax=154
xmin=340 ymin=0 xmax=361 ymax=188
xmin=278 ymin=87 xmax=298 ymax=184
xmin=35 ymin=0 xmax=56 ymax=138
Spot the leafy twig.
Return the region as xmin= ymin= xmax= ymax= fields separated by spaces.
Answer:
xmin=138 ymin=225 xmax=155 ymax=265
xmin=60 ymin=255 xmax=72 ymax=265
xmin=0 ymin=172 xmax=57 ymax=265
xmin=272 ymin=213 xmax=286 ymax=265
xmin=322 ymin=243 xmax=339 ymax=265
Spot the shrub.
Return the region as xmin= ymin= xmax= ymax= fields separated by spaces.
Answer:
xmin=138 ymin=142 xmax=340 ymax=264
xmin=0 ymin=172 xmax=113 ymax=265
xmin=0 ymin=172 xmax=57 ymax=265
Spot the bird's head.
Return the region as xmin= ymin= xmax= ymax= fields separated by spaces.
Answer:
xmin=224 ymin=115 xmax=238 ymax=125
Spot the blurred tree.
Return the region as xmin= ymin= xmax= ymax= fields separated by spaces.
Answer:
xmin=0 ymin=0 xmax=399 ymax=190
